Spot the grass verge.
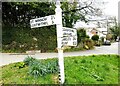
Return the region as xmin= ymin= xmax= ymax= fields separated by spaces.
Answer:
xmin=1 ymin=54 xmax=119 ymax=84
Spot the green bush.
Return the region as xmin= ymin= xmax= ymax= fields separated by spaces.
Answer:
xmin=91 ymin=35 xmax=99 ymax=41
xmin=106 ymin=34 xmax=113 ymax=40
xmin=29 ymin=61 xmax=46 ymax=77
xmin=46 ymin=60 xmax=59 ymax=73
xmin=94 ymin=40 xmax=102 ymax=46
xmin=83 ymin=39 xmax=94 ymax=49
xmin=27 ymin=58 xmax=59 ymax=78
xmin=23 ymin=56 xmax=36 ymax=66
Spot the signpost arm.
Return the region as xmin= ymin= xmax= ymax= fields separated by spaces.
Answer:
xmin=55 ymin=0 xmax=65 ymax=84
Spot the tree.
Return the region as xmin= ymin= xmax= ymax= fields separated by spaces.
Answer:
xmin=77 ymin=28 xmax=87 ymax=43
xmin=2 ymin=1 xmax=105 ymax=52
xmin=91 ymin=35 xmax=99 ymax=41
xmin=61 ymin=0 xmax=105 ymax=28
xmin=109 ymin=18 xmax=120 ymax=40
xmin=2 ymin=2 xmax=56 ymax=52
xmin=61 ymin=1 xmax=80 ymax=28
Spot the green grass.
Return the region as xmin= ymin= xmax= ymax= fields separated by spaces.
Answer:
xmin=1 ymin=54 xmax=119 ymax=84
xmin=64 ymin=55 xmax=119 ymax=84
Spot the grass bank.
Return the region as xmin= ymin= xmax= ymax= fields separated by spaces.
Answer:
xmin=1 ymin=54 xmax=119 ymax=84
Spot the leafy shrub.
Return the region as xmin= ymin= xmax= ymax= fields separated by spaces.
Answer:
xmin=23 ymin=56 xmax=36 ymax=66
xmin=23 ymin=56 xmax=59 ymax=78
xmin=28 ymin=58 xmax=59 ymax=78
xmin=14 ymin=62 xmax=25 ymax=68
xmin=91 ymin=35 xmax=99 ymax=41
xmin=46 ymin=60 xmax=59 ymax=73
xmin=83 ymin=39 xmax=94 ymax=49
xmin=106 ymin=33 xmax=113 ymax=40
xmin=94 ymin=41 xmax=101 ymax=46
xmin=29 ymin=61 xmax=47 ymax=77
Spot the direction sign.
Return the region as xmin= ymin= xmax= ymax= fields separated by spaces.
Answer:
xmin=30 ymin=15 xmax=56 ymax=28
xmin=29 ymin=0 xmax=78 ymax=83
xmin=62 ymin=27 xmax=77 ymax=37
xmin=61 ymin=36 xmax=77 ymax=46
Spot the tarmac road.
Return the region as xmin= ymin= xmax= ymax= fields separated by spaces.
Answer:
xmin=0 ymin=42 xmax=119 ymax=66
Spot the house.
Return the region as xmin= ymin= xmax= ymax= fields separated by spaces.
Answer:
xmin=74 ymin=21 xmax=108 ymax=41
xmin=86 ymin=28 xmax=107 ymax=41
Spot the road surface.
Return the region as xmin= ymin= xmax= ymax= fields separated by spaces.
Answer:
xmin=0 ymin=42 xmax=119 ymax=66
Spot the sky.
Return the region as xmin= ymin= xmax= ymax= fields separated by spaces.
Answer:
xmin=103 ymin=0 xmax=119 ymax=18
xmin=74 ymin=0 xmax=120 ymax=28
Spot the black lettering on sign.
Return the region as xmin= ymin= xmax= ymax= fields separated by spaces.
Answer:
xmin=62 ymin=37 xmax=72 ymax=41
xmin=73 ymin=42 xmax=77 ymax=45
xmin=52 ymin=20 xmax=54 ymax=24
xmin=51 ymin=15 xmax=55 ymax=20
xmin=62 ymin=42 xmax=68 ymax=45
xmin=35 ymin=17 xmax=47 ymax=22
xmin=63 ymin=29 xmax=75 ymax=33
xmin=38 ymin=23 xmax=41 ymax=26
xmin=32 ymin=23 xmax=37 ymax=27
xmin=63 ymin=33 xmax=72 ymax=36
xmin=73 ymin=37 xmax=76 ymax=40
xmin=63 ymin=29 xmax=73 ymax=33
xmin=71 ymin=30 xmax=74 ymax=32
xmin=62 ymin=38 xmax=67 ymax=41
xmin=41 ymin=22 xmax=48 ymax=25
xmin=51 ymin=16 xmax=55 ymax=24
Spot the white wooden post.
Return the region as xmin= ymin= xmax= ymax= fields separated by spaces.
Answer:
xmin=55 ymin=0 xmax=65 ymax=84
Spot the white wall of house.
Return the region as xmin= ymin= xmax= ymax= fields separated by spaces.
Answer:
xmin=86 ymin=28 xmax=107 ymax=41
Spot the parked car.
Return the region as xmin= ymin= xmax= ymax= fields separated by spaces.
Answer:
xmin=116 ymin=36 xmax=120 ymax=42
xmin=103 ymin=40 xmax=111 ymax=45
xmin=116 ymin=39 xmax=119 ymax=42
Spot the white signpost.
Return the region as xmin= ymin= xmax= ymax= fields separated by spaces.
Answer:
xmin=30 ymin=15 xmax=56 ymax=28
xmin=55 ymin=1 xmax=65 ymax=84
xmin=30 ymin=0 xmax=77 ymax=84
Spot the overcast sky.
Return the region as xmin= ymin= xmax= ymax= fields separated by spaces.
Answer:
xmin=74 ymin=0 xmax=120 ymax=28
xmin=103 ymin=0 xmax=119 ymax=18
